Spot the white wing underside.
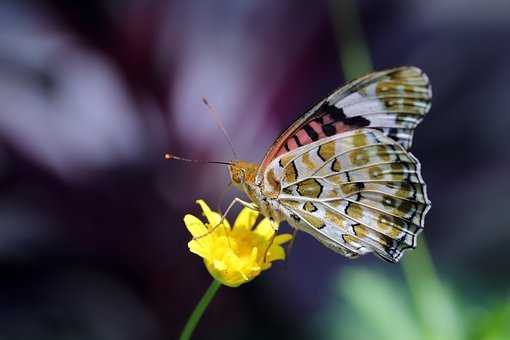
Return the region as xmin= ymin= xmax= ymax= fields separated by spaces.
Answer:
xmin=264 ymin=129 xmax=430 ymax=262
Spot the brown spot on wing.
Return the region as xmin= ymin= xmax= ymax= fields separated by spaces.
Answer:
xmin=349 ymin=149 xmax=370 ymax=166
xmin=318 ymin=140 xmax=336 ymax=161
xmin=267 ymin=168 xmax=281 ymax=193
xmin=302 ymin=152 xmax=317 ymax=171
xmin=304 ymin=202 xmax=318 ymax=212
xmin=284 ymin=161 xmax=298 ymax=183
xmin=297 ymin=178 xmax=323 ymax=198
xmin=369 ymin=165 xmax=383 ymax=179
xmin=325 ymin=209 xmax=347 ymax=227
xmin=300 ymin=211 xmax=325 ymax=229
xmin=331 ymin=158 xmax=341 ymax=172
xmin=352 ymin=133 xmax=368 ymax=147
xmin=346 ymin=202 xmax=363 ymax=219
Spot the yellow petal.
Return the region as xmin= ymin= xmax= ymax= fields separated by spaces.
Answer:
xmin=254 ymin=218 xmax=276 ymax=239
xmin=187 ymin=240 xmax=209 ymax=258
xmin=233 ymin=207 xmax=259 ymax=230
xmin=250 ymin=247 xmax=258 ymax=262
xmin=266 ymin=244 xmax=286 ymax=262
xmin=196 ymin=199 xmax=230 ymax=230
xmin=183 ymin=214 xmax=208 ymax=238
xmin=261 ymin=262 xmax=272 ymax=271
xmin=274 ymin=233 xmax=293 ymax=245
xmin=242 ymin=272 xmax=252 ymax=281
xmin=213 ymin=259 xmax=227 ymax=271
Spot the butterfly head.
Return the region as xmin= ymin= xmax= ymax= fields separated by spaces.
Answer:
xmin=228 ymin=160 xmax=258 ymax=190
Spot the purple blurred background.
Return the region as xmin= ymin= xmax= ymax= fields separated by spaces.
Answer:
xmin=1 ymin=1 xmax=509 ymax=339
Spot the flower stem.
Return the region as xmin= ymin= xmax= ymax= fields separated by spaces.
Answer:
xmin=179 ymin=280 xmax=222 ymax=340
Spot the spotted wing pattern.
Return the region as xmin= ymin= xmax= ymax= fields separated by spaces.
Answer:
xmin=263 ymin=128 xmax=430 ymax=262
xmin=260 ymin=66 xmax=431 ymax=170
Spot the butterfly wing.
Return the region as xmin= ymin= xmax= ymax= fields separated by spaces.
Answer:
xmin=264 ymin=128 xmax=430 ymax=262
xmin=259 ymin=66 xmax=431 ymax=171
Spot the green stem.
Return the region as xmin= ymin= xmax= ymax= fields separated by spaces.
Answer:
xmin=179 ymin=280 xmax=222 ymax=340
xmin=401 ymin=238 xmax=463 ymax=340
xmin=329 ymin=0 xmax=373 ymax=79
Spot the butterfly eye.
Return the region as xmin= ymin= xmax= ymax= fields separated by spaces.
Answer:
xmin=228 ymin=165 xmax=243 ymax=185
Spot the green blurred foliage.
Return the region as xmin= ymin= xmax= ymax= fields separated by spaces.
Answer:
xmin=317 ymin=241 xmax=510 ymax=340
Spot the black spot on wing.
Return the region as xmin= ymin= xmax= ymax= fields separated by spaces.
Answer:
xmin=331 ymin=158 xmax=341 ymax=172
xmin=314 ymin=117 xmax=324 ymax=124
xmin=344 ymin=116 xmax=370 ymax=127
xmin=304 ymin=124 xmax=319 ymax=141
xmin=290 ymin=213 xmax=301 ymax=222
xmin=387 ymin=128 xmax=400 ymax=142
xmin=317 ymin=101 xmax=371 ymax=128
xmin=410 ymin=182 xmax=417 ymax=201
xmin=322 ymin=102 xmax=347 ymax=121
xmin=293 ymin=135 xmax=302 ymax=147
xmin=389 ymin=144 xmax=401 ymax=162
xmin=323 ymin=123 xmax=336 ymax=136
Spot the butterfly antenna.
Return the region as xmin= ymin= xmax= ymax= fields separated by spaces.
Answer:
xmin=202 ymin=97 xmax=238 ymax=160
xmin=164 ymin=153 xmax=232 ymax=166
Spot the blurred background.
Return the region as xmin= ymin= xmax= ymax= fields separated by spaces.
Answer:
xmin=1 ymin=1 xmax=509 ymax=339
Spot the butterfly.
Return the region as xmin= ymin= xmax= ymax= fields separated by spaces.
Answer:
xmin=225 ymin=66 xmax=431 ymax=263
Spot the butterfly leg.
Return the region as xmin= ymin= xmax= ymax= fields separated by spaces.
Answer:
xmin=262 ymin=233 xmax=276 ymax=262
xmin=283 ymin=228 xmax=299 ymax=269
xmin=193 ymin=197 xmax=258 ymax=240
xmin=261 ymin=218 xmax=282 ymax=261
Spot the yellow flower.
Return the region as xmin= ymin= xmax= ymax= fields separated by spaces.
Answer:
xmin=184 ymin=200 xmax=293 ymax=287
